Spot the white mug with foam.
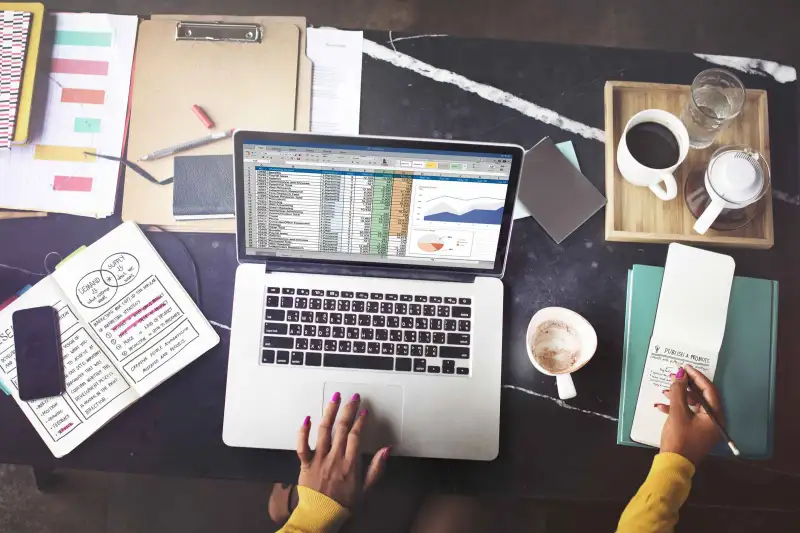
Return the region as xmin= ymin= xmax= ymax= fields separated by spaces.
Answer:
xmin=617 ymin=109 xmax=690 ymax=201
xmin=525 ymin=307 xmax=597 ymax=400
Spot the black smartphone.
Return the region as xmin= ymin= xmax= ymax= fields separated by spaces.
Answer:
xmin=12 ymin=306 xmax=64 ymax=401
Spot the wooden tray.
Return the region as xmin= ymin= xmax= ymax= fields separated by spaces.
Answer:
xmin=604 ymin=81 xmax=773 ymax=249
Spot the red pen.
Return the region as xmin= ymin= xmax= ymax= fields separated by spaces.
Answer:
xmin=191 ymin=104 xmax=214 ymax=129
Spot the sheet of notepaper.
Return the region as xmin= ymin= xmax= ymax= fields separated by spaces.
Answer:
xmin=0 ymin=11 xmax=32 ymax=149
xmin=307 ymin=28 xmax=363 ymax=135
xmin=0 ymin=13 xmax=137 ymax=217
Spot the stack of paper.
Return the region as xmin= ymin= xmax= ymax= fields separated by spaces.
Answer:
xmin=0 ymin=12 xmax=137 ymax=218
xmin=0 ymin=10 xmax=32 ymax=149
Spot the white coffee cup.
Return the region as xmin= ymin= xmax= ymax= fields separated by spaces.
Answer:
xmin=617 ymin=109 xmax=690 ymax=201
xmin=525 ymin=307 xmax=597 ymax=400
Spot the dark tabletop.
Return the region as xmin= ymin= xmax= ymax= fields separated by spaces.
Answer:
xmin=2 ymin=30 xmax=800 ymax=509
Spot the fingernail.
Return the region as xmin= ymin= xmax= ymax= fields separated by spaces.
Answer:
xmin=359 ymin=408 xmax=369 ymax=417
xmin=669 ymin=373 xmax=676 ymax=379
xmin=662 ymin=389 xmax=670 ymax=394
xmin=303 ymin=415 xmax=310 ymax=427
xmin=331 ymin=392 xmax=341 ymax=403
xmin=383 ymin=446 xmax=392 ymax=458
xmin=676 ymin=367 xmax=685 ymax=380
xmin=653 ymin=403 xmax=660 ymax=408
xmin=351 ymin=393 xmax=360 ymax=402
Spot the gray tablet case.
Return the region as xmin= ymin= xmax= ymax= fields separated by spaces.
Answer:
xmin=518 ymin=137 xmax=606 ymax=243
xmin=172 ymin=154 xmax=235 ymax=220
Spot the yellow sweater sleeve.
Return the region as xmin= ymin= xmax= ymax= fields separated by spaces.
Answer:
xmin=277 ymin=486 xmax=351 ymax=533
xmin=617 ymin=453 xmax=695 ymax=533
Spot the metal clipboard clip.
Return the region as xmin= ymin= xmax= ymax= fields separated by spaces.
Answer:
xmin=175 ymin=21 xmax=262 ymax=43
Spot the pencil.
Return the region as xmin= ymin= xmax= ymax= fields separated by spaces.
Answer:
xmin=687 ymin=378 xmax=740 ymax=456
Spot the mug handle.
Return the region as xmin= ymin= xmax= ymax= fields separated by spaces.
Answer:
xmin=649 ymin=173 xmax=678 ymax=201
xmin=694 ymin=197 xmax=726 ymax=234
xmin=556 ymin=374 xmax=577 ymax=400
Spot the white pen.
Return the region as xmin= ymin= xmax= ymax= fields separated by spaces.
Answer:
xmin=138 ymin=129 xmax=233 ymax=161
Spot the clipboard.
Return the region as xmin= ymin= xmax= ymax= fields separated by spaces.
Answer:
xmin=122 ymin=15 xmax=311 ymax=233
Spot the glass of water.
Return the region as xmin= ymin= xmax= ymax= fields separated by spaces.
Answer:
xmin=681 ymin=68 xmax=746 ymax=149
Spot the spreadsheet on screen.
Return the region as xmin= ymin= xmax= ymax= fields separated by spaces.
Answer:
xmin=242 ymin=141 xmax=513 ymax=270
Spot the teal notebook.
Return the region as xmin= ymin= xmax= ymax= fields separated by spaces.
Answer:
xmin=618 ymin=265 xmax=778 ymax=459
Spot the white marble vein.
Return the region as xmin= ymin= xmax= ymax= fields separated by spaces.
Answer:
xmin=209 ymin=320 xmax=231 ymax=331
xmin=772 ymin=189 xmax=800 ymax=206
xmin=503 ymin=384 xmax=619 ymax=421
xmin=388 ymin=34 xmax=448 ymax=44
xmin=362 ymin=38 xmax=606 ymax=142
xmin=695 ymin=54 xmax=796 ymax=83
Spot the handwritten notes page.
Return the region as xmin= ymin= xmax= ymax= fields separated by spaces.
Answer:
xmin=0 ymin=222 xmax=218 ymax=457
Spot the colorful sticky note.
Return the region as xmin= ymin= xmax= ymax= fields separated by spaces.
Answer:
xmin=34 ymin=145 xmax=96 ymax=162
xmin=50 ymin=58 xmax=109 ymax=76
xmin=54 ymin=30 xmax=113 ymax=47
xmin=61 ymin=88 xmax=105 ymax=105
xmin=74 ymin=117 xmax=101 ymax=133
xmin=53 ymin=176 xmax=93 ymax=192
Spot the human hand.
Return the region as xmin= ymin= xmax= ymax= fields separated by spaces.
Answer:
xmin=655 ymin=364 xmax=723 ymax=466
xmin=296 ymin=392 xmax=391 ymax=509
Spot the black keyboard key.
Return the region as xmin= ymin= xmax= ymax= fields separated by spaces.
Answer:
xmin=332 ymin=327 xmax=345 ymax=339
xmin=356 ymin=292 xmax=369 ymax=299
xmin=352 ymin=301 xmax=365 ymax=313
xmin=291 ymin=351 xmax=304 ymax=365
xmin=447 ymin=333 xmax=470 ymax=345
xmin=310 ymin=339 xmax=323 ymax=351
xmin=387 ymin=316 xmax=400 ymax=328
xmin=368 ymin=342 xmax=381 ymax=354
xmin=404 ymin=330 xmax=417 ymax=342
xmin=409 ymin=304 xmax=422 ymax=316
xmin=338 ymin=300 xmax=351 ymax=311
xmin=330 ymin=313 xmax=343 ymax=324
xmin=353 ymin=341 xmax=366 ymax=353
xmin=358 ymin=314 xmax=371 ymax=326
xmin=396 ymin=343 xmax=409 ymax=356
xmin=315 ymin=312 xmax=329 ymax=324
xmin=386 ymin=294 xmax=398 ymax=301
xmin=295 ymin=297 xmax=308 ymax=309
xmin=390 ymin=329 xmax=403 ymax=341
xmin=344 ymin=314 xmax=357 ymax=325
xmin=303 ymin=325 xmax=317 ymax=337
xmin=267 ymin=287 xmax=280 ymax=294
xmin=371 ymin=293 xmax=383 ymax=300
xmin=298 ymin=289 xmax=310 ymax=296
xmin=382 ymin=343 xmax=394 ymax=355
xmin=347 ymin=327 xmax=359 ymax=339
xmin=324 ymin=340 xmax=337 ymax=351
xmin=327 ymin=290 xmax=339 ymax=297
xmin=401 ymin=317 xmax=414 ymax=328
xmin=338 ymin=340 xmax=352 ymax=352
xmin=400 ymin=294 xmax=413 ymax=301
xmin=419 ymin=331 xmax=432 ymax=343
xmin=443 ymin=360 xmax=455 ymax=374
xmin=295 ymin=338 xmax=309 ymax=350
xmin=433 ymin=332 xmax=446 ymax=344
xmin=376 ymin=329 xmax=388 ymax=341
xmin=276 ymin=350 xmax=290 ymax=364
xmin=452 ymin=306 xmax=472 ymax=318
xmin=373 ymin=316 xmax=386 ymax=327
xmin=430 ymin=318 xmax=443 ymax=330
xmin=430 ymin=296 xmax=443 ymax=303
xmin=287 ymin=310 xmax=300 ymax=322
xmin=411 ymin=344 xmax=423 ymax=357
xmin=264 ymin=336 xmax=293 ymax=349
xmin=342 ymin=291 xmax=354 ymax=298
xmin=310 ymin=298 xmax=322 ymax=310
xmin=413 ymin=358 xmax=427 ymax=372
xmin=380 ymin=302 xmax=394 ymax=314
xmin=415 ymin=295 xmax=428 ymax=302
xmin=415 ymin=318 xmax=428 ymax=329
xmin=306 ymin=352 xmax=322 ymax=366
xmin=444 ymin=297 xmax=457 ymax=304
xmin=264 ymin=322 xmax=288 ymax=335
xmin=457 ymin=367 xmax=469 ymax=375
xmin=396 ymin=358 xmax=412 ymax=371
xmin=458 ymin=320 xmax=471 ymax=332
xmin=324 ymin=299 xmax=336 ymax=310
xmin=360 ymin=328 xmax=374 ymax=340
xmin=425 ymin=346 xmax=438 ymax=357
xmin=262 ymin=349 xmax=275 ymax=364
xmin=301 ymin=311 xmax=314 ymax=323
xmin=282 ymin=288 xmax=295 ymax=295
xmin=444 ymin=319 xmax=457 ymax=331
xmin=317 ymin=326 xmax=330 ymax=338
xmin=265 ymin=309 xmax=285 ymax=321
xmin=266 ymin=296 xmax=279 ymax=307
xmin=395 ymin=303 xmax=408 ymax=314
xmin=459 ymin=298 xmax=472 ymax=305
xmin=280 ymin=297 xmax=294 ymax=308
xmin=290 ymin=324 xmax=303 ymax=336
xmin=312 ymin=290 xmax=325 ymax=296
xmin=428 ymin=365 xmax=441 ymax=373
xmin=366 ymin=301 xmax=379 ymax=313
xmin=325 ymin=353 xmax=393 ymax=371
xmin=437 ymin=306 xmax=450 ymax=317
xmin=441 ymin=346 xmax=470 ymax=359
xmin=423 ymin=305 xmax=436 ymax=316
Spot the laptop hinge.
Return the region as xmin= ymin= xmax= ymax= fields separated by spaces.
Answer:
xmin=262 ymin=260 xmax=479 ymax=283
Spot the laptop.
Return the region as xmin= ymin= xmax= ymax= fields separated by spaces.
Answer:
xmin=223 ymin=131 xmax=524 ymax=461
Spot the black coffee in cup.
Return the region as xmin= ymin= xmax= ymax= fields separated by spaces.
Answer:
xmin=626 ymin=122 xmax=680 ymax=169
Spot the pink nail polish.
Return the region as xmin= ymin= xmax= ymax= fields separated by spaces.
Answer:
xmin=351 ymin=393 xmax=360 ymax=402
xmin=303 ymin=415 xmax=310 ymax=427
xmin=383 ymin=446 xmax=392 ymax=458
xmin=360 ymin=408 xmax=369 ymax=417
xmin=676 ymin=367 xmax=685 ymax=380
xmin=331 ymin=392 xmax=341 ymax=403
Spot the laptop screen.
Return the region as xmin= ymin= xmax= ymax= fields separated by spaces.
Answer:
xmin=238 ymin=137 xmax=518 ymax=271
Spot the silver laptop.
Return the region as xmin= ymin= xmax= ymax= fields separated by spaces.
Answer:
xmin=223 ymin=131 xmax=523 ymax=461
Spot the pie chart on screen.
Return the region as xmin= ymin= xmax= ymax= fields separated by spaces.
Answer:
xmin=417 ymin=233 xmax=445 ymax=252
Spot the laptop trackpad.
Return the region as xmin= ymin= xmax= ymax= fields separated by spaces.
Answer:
xmin=322 ymin=382 xmax=403 ymax=453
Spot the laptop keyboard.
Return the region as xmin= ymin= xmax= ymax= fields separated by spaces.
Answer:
xmin=260 ymin=288 xmax=472 ymax=376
